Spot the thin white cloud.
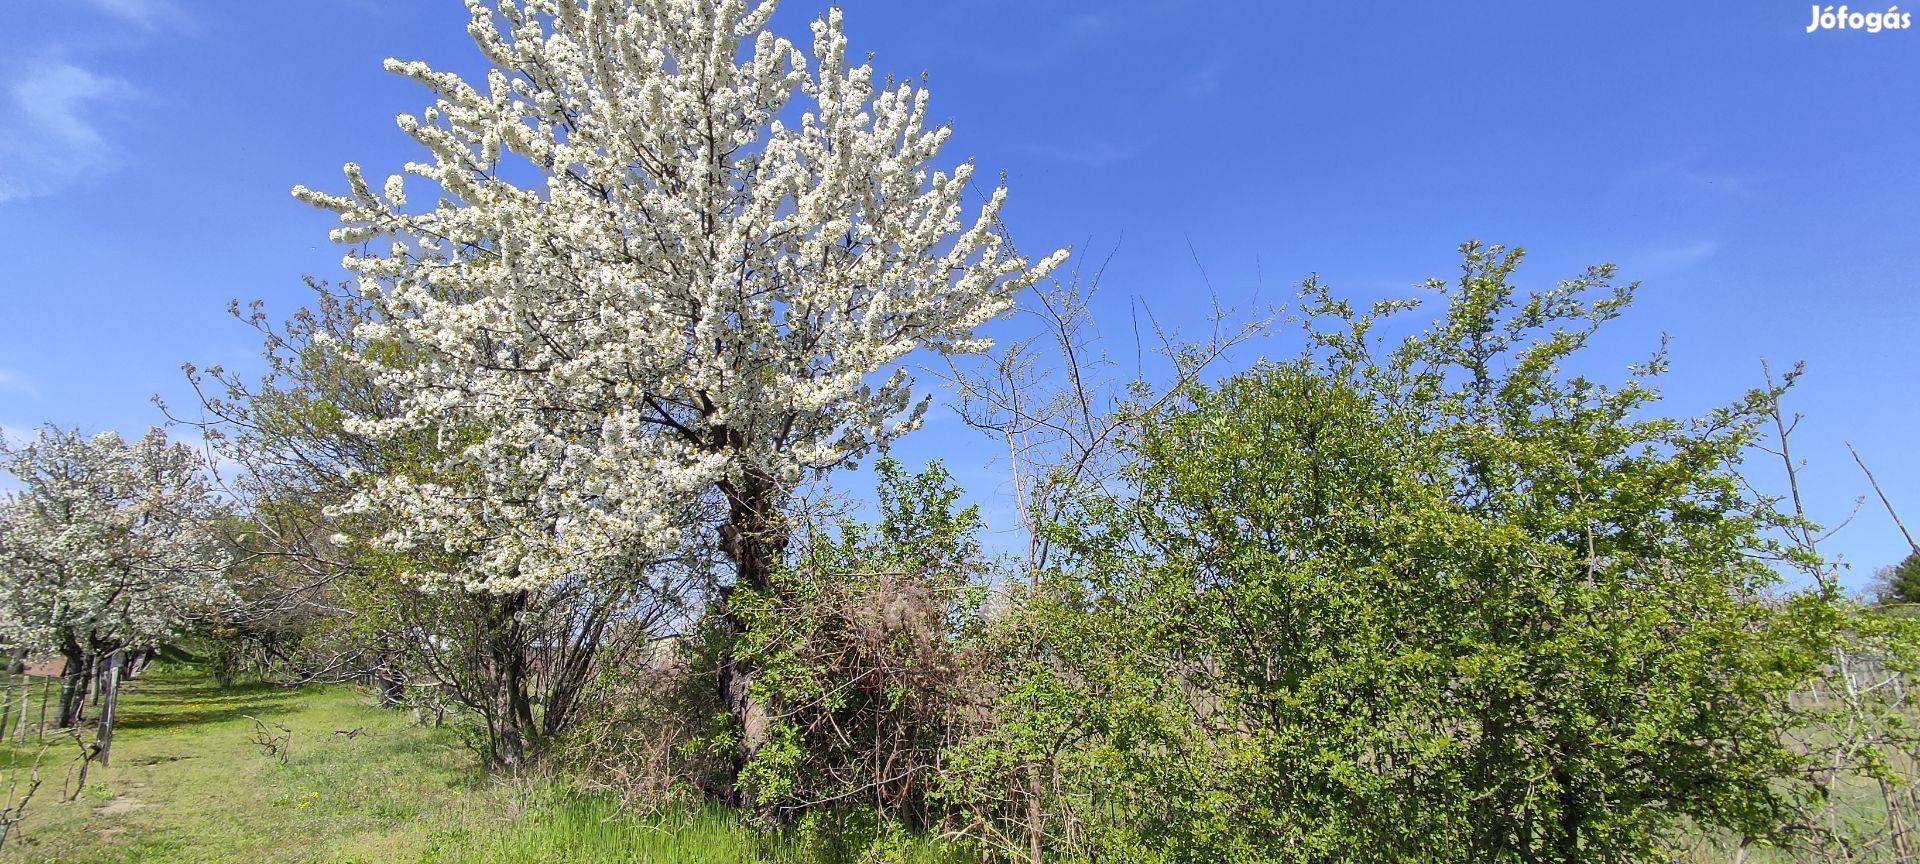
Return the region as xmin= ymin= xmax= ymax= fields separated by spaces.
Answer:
xmin=1180 ymin=58 xmax=1228 ymax=98
xmin=968 ymin=10 xmax=1120 ymax=74
xmin=0 ymin=369 xmax=35 ymax=397
xmin=1622 ymin=157 xmax=1755 ymax=199
xmin=81 ymin=0 xmax=191 ymax=33
xmin=1014 ymin=138 xmax=1142 ymax=168
xmin=0 ymin=60 xmax=136 ymax=204
xmin=0 ymin=0 xmax=184 ymax=204
xmin=1640 ymin=239 xmax=1721 ymax=270
xmin=1064 ymin=13 xmax=1111 ymax=38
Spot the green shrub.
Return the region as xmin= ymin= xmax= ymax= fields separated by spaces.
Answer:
xmin=1024 ymin=243 xmax=1844 ymax=862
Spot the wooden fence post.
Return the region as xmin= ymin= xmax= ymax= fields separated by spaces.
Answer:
xmin=93 ymin=648 xmax=125 ymax=766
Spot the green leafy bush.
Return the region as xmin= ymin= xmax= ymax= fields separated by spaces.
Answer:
xmin=1026 ymin=243 xmax=1845 ymax=862
xmin=728 ymin=460 xmax=990 ymax=826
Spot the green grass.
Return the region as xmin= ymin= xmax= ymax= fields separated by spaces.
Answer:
xmin=10 ymin=661 xmax=1908 ymax=862
xmin=0 ymin=664 xmax=489 ymax=863
xmin=416 ymin=794 xmax=965 ymax=864
xmin=0 ymin=665 xmax=967 ymax=864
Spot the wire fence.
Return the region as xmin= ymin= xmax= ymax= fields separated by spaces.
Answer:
xmin=0 ymin=670 xmax=61 ymax=745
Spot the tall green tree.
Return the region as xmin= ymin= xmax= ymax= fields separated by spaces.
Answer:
xmin=1879 ymin=549 xmax=1920 ymax=606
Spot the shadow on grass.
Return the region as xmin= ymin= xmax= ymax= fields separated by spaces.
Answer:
xmin=112 ymin=669 xmax=305 ymax=732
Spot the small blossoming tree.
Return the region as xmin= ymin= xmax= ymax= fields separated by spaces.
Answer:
xmin=0 ymin=425 xmax=231 ymax=754
xmin=295 ymin=0 xmax=1064 ymax=782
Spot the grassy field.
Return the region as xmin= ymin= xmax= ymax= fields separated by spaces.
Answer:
xmin=15 ymin=664 xmax=1891 ymax=862
xmin=0 ymin=665 xmax=960 ymax=864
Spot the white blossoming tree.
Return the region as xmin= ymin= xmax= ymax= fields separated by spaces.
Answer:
xmin=294 ymin=0 xmax=1065 ymax=779
xmin=0 ymin=426 xmax=232 ymax=760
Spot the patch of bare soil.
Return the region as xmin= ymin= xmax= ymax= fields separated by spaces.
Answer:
xmin=96 ymin=795 xmax=146 ymax=816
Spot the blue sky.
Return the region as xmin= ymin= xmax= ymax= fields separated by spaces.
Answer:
xmin=0 ymin=1 xmax=1914 ymax=590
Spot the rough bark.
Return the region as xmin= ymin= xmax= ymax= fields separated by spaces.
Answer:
xmin=55 ymin=640 xmax=88 ymax=729
xmin=481 ymin=591 xmax=538 ymax=773
xmin=371 ymin=649 xmax=407 ymax=707
xmin=715 ymin=465 xmax=789 ymax=806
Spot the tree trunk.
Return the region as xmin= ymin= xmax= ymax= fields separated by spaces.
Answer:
xmin=374 ymin=672 xmax=406 ymax=706
xmin=371 ymin=650 xmax=406 ymax=707
xmin=1027 ymin=765 xmax=1045 ymax=864
xmin=482 ymin=591 xmax=538 ymax=773
xmin=485 ymin=705 xmax=525 ymax=772
xmin=55 ymin=640 xmax=89 ymax=728
xmin=1553 ymin=766 xmax=1582 ymax=863
xmin=715 ymin=465 xmax=789 ymax=808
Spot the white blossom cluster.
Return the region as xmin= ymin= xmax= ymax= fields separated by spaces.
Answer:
xmin=0 ymin=426 xmax=234 ymax=653
xmin=294 ymin=0 xmax=1065 ymax=592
